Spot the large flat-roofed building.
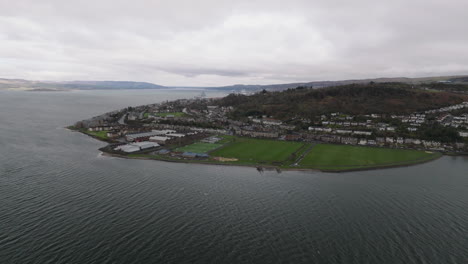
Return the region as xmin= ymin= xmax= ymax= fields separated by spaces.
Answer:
xmin=115 ymin=141 xmax=159 ymax=153
xmin=152 ymin=129 xmax=176 ymax=135
xmin=115 ymin=145 xmax=141 ymax=153
xmin=166 ymin=133 xmax=185 ymax=138
xmin=149 ymin=136 xmax=171 ymax=144
xmin=126 ymin=131 xmax=164 ymax=142
xmin=132 ymin=141 xmax=159 ymax=149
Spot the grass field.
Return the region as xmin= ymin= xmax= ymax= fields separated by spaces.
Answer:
xmin=298 ymin=144 xmax=440 ymax=170
xmin=217 ymin=135 xmax=236 ymax=144
xmin=85 ymin=130 xmax=109 ymax=140
xmin=210 ymin=137 xmax=304 ymax=164
xmin=175 ymin=142 xmax=223 ymax=153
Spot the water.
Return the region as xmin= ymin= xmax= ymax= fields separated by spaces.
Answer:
xmin=1 ymin=90 xmax=467 ymax=264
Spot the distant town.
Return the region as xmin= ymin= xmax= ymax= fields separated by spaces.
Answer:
xmin=70 ymin=83 xmax=468 ymax=172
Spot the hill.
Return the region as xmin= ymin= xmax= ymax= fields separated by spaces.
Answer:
xmin=2 ymin=74 xmax=468 ymax=92
xmin=217 ymin=83 xmax=468 ymax=119
xmin=208 ymin=75 xmax=468 ymax=92
xmin=0 ymin=79 xmax=166 ymax=91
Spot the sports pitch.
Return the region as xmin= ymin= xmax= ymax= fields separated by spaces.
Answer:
xmin=298 ymin=144 xmax=439 ymax=170
xmin=210 ymin=137 xmax=304 ymax=164
xmin=175 ymin=142 xmax=223 ymax=153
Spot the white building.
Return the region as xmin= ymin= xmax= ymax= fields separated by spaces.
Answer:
xmin=149 ymin=136 xmax=171 ymax=144
xmin=115 ymin=141 xmax=159 ymax=153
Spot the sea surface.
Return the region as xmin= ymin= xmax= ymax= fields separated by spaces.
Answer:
xmin=1 ymin=89 xmax=467 ymax=264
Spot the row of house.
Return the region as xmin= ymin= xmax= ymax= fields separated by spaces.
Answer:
xmin=88 ymin=125 xmax=120 ymax=132
xmin=251 ymin=117 xmax=283 ymax=126
xmin=425 ymin=102 xmax=468 ymax=114
xmin=308 ymin=127 xmax=373 ymax=136
xmin=238 ymin=129 xmax=279 ymax=138
xmin=307 ymin=133 xmax=465 ymax=150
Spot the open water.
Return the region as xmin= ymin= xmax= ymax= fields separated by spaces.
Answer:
xmin=1 ymin=90 xmax=467 ymax=263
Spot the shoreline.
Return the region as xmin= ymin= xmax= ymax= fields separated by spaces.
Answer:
xmin=70 ymin=128 xmax=451 ymax=173
xmin=98 ymin=145 xmax=443 ymax=173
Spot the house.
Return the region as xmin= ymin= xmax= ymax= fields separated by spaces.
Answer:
xmin=309 ymin=127 xmax=332 ymax=133
xmin=341 ymin=137 xmax=358 ymax=145
xmin=241 ymin=130 xmax=279 ymax=138
xmin=376 ymin=137 xmax=386 ymax=144
xmin=107 ymin=130 xmax=121 ymax=138
xmin=320 ymin=135 xmax=341 ymax=143
xmin=336 ymin=129 xmax=352 ymax=135
xmin=262 ymin=118 xmax=283 ymax=126
xmin=353 ymin=130 xmax=372 ymax=136
xmin=88 ymin=125 xmax=115 ymax=132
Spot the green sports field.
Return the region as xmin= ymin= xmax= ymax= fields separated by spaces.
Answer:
xmin=175 ymin=142 xmax=223 ymax=153
xmin=210 ymin=137 xmax=304 ymax=164
xmin=298 ymin=144 xmax=440 ymax=170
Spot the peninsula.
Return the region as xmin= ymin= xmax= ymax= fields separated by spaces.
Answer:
xmin=70 ymin=81 xmax=468 ymax=172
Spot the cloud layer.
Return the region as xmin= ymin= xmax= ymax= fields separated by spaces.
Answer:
xmin=1 ymin=0 xmax=467 ymax=86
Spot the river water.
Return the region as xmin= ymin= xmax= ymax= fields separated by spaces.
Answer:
xmin=1 ymin=90 xmax=467 ymax=264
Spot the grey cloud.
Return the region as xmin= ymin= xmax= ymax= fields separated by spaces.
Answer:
xmin=0 ymin=0 xmax=467 ymax=86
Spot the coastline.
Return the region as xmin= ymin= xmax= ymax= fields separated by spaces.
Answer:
xmin=99 ymin=149 xmax=442 ymax=173
xmin=69 ymin=128 xmax=449 ymax=173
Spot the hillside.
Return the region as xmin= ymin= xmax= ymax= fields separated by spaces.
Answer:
xmin=209 ymin=75 xmax=468 ymax=92
xmin=2 ymin=74 xmax=468 ymax=91
xmin=218 ymin=83 xmax=468 ymax=120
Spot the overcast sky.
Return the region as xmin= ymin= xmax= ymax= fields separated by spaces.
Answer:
xmin=1 ymin=0 xmax=467 ymax=86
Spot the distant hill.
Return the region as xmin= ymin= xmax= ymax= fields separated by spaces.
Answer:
xmin=449 ymin=77 xmax=468 ymax=83
xmin=217 ymin=82 xmax=468 ymax=120
xmin=208 ymin=75 xmax=468 ymax=92
xmin=55 ymin=81 xmax=166 ymax=90
xmin=0 ymin=79 xmax=166 ymax=91
xmin=2 ymin=74 xmax=468 ymax=91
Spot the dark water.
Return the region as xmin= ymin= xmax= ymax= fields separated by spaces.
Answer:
xmin=1 ymin=90 xmax=467 ymax=264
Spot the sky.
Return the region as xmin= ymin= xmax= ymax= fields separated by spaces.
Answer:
xmin=0 ymin=0 xmax=467 ymax=86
